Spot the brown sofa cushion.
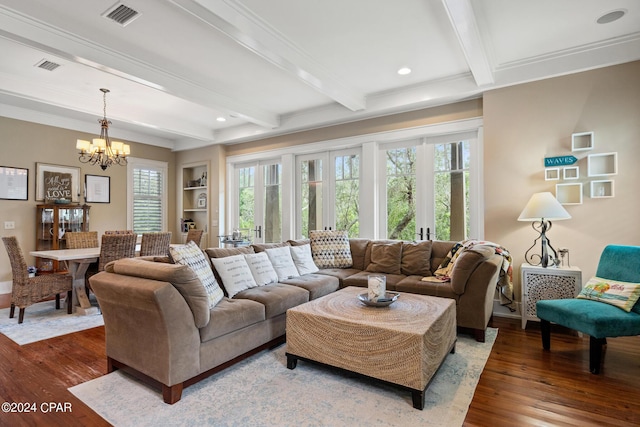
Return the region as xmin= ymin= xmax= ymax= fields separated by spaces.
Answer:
xmin=401 ymin=241 xmax=432 ymax=276
xmin=449 ymin=246 xmax=495 ymax=294
xmin=251 ymin=242 xmax=290 ymax=253
xmin=365 ymin=241 xmax=403 ymax=275
xmin=205 ymin=246 xmax=255 ymax=259
xmin=107 ymin=257 xmax=210 ymax=328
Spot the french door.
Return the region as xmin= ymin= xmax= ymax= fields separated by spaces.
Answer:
xmin=296 ymin=148 xmax=361 ymax=238
xmin=234 ymin=160 xmax=282 ymax=243
xmin=380 ymin=137 xmax=474 ymax=242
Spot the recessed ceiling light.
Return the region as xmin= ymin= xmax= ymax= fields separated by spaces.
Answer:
xmin=597 ymin=9 xmax=626 ymax=24
xmin=397 ymin=67 xmax=412 ymax=75
xmin=216 ymin=117 xmax=226 ymax=122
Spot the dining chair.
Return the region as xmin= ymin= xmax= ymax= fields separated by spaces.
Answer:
xmin=97 ymin=233 xmax=137 ymax=272
xmin=65 ymin=231 xmax=99 ymax=249
xmin=104 ymin=230 xmax=135 ymax=235
xmin=186 ymin=229 xmax=204 ymax=247
xmin=2 ymin=236 xmax=73 ymax=323
xmin=139 ymin=232 xmax=172 ymax=256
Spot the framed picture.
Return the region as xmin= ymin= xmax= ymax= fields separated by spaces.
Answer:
xmin=197 ymin=193 xmax=207 ymax=208
xmin=0 ymin=166 xmax=28 ymax=200
xmin=36 ymin=163 xmax=81 ymax=202
xmin=85 ymin=174 xmax=110 ymax=203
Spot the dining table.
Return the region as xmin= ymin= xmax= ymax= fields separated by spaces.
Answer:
xmin=29 ymin=247 xmax=101 ymax=315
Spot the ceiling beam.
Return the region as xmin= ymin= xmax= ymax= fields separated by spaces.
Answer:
xmin=170 ymin=0 xmax=367 ymax=111
xmin=441 ymin=0 xmax=494 ymax=87
xmin=0 ymin=6 xmax=279 ymax=129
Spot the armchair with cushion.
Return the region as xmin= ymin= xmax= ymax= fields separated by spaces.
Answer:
xmin=536 ymin=244 xmax=640 ymax=374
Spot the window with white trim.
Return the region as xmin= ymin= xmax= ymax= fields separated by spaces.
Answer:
xmin=127 ymin=158 xmax=168 ymax=234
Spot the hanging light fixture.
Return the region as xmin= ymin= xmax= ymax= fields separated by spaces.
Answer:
xmin=76 ymin=88 xmax=130 ymax=170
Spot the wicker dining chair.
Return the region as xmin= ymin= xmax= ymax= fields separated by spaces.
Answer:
xmin=139 ymin=232 xmax=172 ymax=256
xmin=97 ymin=233 xmax=137 ymax=272
xmin=2 ymin=236 xmax=73 ymax=324
xmin=186 ymin=229 xmax=204 ymax=247
xmin=104 ymin=230 xmax=135 ymax=235
xmin=65 ymin=231 xmax=99 ymax=249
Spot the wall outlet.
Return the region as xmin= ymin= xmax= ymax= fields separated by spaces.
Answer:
xmin=4 ymin=221 xmax=15 ymax=229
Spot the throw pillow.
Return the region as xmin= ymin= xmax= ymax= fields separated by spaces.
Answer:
xmin=577 ymin=276 xmax=640 ymax=312
xmin=265 ymin=246 xmax=300 ymax=281
xmin=401 ymin=241 xmax=432 ymax=276
xmin=210 ymin=255 xmax=257 ymax=298
xmin=290 ymin=244 xmax=319 ymax=275
xmin=169 ymin=241 xmax=224 ymax=309
xmin=244 ymin=252 xmax=278 ymax=286
xmin=366 ymin=241 xmax=402 ymax=275
xmin=309 ymin=230 xmax=353 ymax=269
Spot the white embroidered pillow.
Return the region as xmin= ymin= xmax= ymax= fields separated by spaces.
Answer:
xmin=265 ymin=246 xmax=300 ymax=281
xmin=290 ymin=244 xmax=319 ymax=275
xmin=169 ymin=241 xmax=224 ymax=308
xmin=244 ymin=252 xmax=278 ymax=286
xmin=210 ymin=255 xmax=257 ymax=298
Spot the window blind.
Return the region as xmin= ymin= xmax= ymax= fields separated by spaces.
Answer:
xmin=133 ymin=167 xmax=163 ymax=233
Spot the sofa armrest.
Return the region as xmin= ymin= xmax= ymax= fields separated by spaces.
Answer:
xmin=455 ymin=254 xmax=502 ymax=331
xmin=89 ymin=271 xmax=202 ymax=387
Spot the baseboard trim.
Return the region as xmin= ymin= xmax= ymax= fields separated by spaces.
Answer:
xmin=492 ymin=299 xmax=521 ymax=320
xmin=0 ymin=281 xmax=11 ymax=294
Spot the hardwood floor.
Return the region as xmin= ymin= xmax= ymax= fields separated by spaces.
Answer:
xmin=0 ymin=294 xmax=638 ymax=426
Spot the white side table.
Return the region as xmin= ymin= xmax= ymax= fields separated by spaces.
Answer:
xmin=521 ymin=263 xmax=582 ymax=329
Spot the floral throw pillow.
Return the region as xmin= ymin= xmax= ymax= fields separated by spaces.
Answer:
xmin=577 ymin=276 xmax=640 ymax=312
xmin=170 ymin=240 xmax=224 ymax=308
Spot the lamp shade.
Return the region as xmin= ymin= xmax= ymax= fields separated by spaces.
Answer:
xmin=518 ymin=192 xmax=571 ymax=221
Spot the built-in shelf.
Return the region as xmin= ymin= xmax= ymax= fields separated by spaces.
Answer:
xmin=556 ymin=182 xmax=583 ymax=205
xmin=545 ymin=168 xmax=560 ymax=181
xmin=563 ymin=166 xmax=579 ymax=180
xmin=180 ymin=162 xmax=209 ymax=247
xmin=571 ymin=131 xmax=594 ymax=151
xmin=588 ymin=152 xmax=617 ymax=176
xmin=590 ymin=180 xmax=615 ymax=198
xmin=183 ymin=185 xmax=207 ymax=191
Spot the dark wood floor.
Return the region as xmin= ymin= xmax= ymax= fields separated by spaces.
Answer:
xmin=0 ymin=293 xmax=638 ymax=426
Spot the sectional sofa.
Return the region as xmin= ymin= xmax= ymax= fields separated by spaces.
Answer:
xmin=89 ymin=237 xmax=503 ymax=403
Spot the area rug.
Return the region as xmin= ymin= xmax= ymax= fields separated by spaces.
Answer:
xmin=70 ymin=328 xmax=497 ymax=427
xmin=0 ymin=299 xmax=103 ymax=345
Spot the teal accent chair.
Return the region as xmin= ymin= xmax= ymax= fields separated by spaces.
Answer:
xmin=536 ymin=245 xmax=640 ymax=374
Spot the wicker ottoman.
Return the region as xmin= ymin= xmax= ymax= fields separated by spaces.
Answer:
xmin=286 ymin=286 xmax=456 ymax=409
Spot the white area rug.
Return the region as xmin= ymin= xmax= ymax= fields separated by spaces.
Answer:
xmin=0 ymin=300 xmax=103 ymax=345
xmin=70 ymin=328 xmax=497 ymax=427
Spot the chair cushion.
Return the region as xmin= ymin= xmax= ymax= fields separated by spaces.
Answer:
xmin=536 ymin=298 xmax=640 ymax=338
xmin=577 ymin=276 xmax=640 ymax=312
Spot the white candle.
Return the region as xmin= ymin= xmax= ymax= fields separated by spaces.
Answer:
xmin=368 ymin=275 xmax=386 ymax=302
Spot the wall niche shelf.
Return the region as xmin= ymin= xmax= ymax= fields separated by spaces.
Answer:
xmin=571 ymin=131 xmax=594 ymax=151
xmin=590 ymin=180 xmax=615 ymax=198
xmin=563 ymin=166 xmax=579 ymax=180
xmin=544 ymin=168 xmax=560 ymax=181
xmin=556 ymin=182 xmax=583 ymax=205
xmin=588 ymin=152 xmax=617 ymax=176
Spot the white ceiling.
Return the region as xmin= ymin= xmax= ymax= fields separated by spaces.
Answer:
xmin=0 ymin=0 xmax=639 ymax=151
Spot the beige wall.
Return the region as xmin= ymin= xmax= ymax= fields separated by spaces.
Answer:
xmin=484 ymin=60 xmax=640 ymax=299
xmin=2 ymin=61 xmax=639 ymax=305
xmin=0 ymin=118 xmax=175 ymax=282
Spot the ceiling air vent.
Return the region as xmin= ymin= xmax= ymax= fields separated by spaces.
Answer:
xmin=102 ymin=3 xmax=141 ymax=27
xmin=34 ymin=59 xmax=61 ymax=71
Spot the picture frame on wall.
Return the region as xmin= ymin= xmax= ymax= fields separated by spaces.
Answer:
xmin=36 ymin=163 xmax=81 ymax=202
xmin=0 ymin=166 xmax=28 ymax=200
xmin=85 ymin=174 xmax=110 ymax=203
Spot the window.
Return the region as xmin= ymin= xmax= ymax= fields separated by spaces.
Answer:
xmin=127 ymin=158 xmax=168 ymax=233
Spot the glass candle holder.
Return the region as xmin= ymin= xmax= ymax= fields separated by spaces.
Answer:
xmin=367 ymin=275 xmax=386 ymax=302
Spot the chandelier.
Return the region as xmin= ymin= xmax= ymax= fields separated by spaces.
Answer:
xmin=76 ymin=88 xmax=130 ymax=170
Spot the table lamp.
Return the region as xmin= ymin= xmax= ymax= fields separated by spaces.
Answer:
xmin=518 ymin=192 xmax=571 ymax=268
